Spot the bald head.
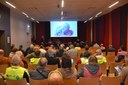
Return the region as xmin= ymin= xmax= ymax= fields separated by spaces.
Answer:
xmin=38 ymin=57 xmax=48 ymax=67
xmin=0 ymin=49 xmax=4 ymax=56
xmin=48 ymin=70 xmax=63 ymax=85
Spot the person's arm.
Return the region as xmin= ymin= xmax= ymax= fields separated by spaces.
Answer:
xmin=77 ymin=68 xmax=84 ymax=79
xmin=23 ymin=71 xmax=29 ymax=83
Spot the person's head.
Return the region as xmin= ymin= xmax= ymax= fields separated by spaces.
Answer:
xmin=30 ymin=44 xmax=34 ymax=49
xmin=11 ymin=48 xmax=18 ymax=52
xmin=100 ymin=44 xmax=103 ymax=47
xmin=69 ymin=44 xmax=74 ymax=49
xmin=95 ymin=49 xmax=102 ymax=55
xmin=11 ymin=54 xmax=21 ymax=66
xmin=88 ymin=55 xmax=98 ymax=65
xmin=48 ymin=70 xmax=63 ymax=85
xmin=38 ymin=57 xmax=48 ymax=67
xmin=109 ymin=44 xmax=112 ymax=48
xmin=85 ymin=45 xmax=89 ymax=51
xmin=19 ymin=45 xmax=23 ymax=49
xmin=0 ymin=49 xmax=4 ymax=56
xmin=33 ymin=46 xmax=40 ymax=55
xmin=61 ymin=52 xmax=72 ymax=68
xmin=15 ymin=51 xmax=24 ymax=57
xmin=60 ymin=44 xmax=65 ymax=49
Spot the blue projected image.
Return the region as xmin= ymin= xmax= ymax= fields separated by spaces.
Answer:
xmin=50 ymin=21 xmax=77 ymax=37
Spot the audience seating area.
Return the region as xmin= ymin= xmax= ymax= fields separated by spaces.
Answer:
xmin=0 ymin=47 xmax=127 ymax=85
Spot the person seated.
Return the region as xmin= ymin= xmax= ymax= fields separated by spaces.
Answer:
xmin=4 ymin=54 xmax=29 ymax=82
xmin=15 ymin=51 xmax=28 ymax=68
xmin=67 ymin=44 xmax=78 ymax=58
xmin=93 ymin=43 xmax=100 ymax=48
xmin=0 ymin=49 xmax=11 ymax=66
xmin=77 ymin=55 xmax=102 ymax=78
xmin=77 ymin=45 xmax=91 ymax=65
xmin=57 ymin=52 xmax=77 ymax=79
xmin=29 ymin=57 xmax=51 ymax=80
xmin=75 ymin=43 xmax=81 ymax=52
xmin=100 ymin=44 xmax=106 ymax=52
xmin=45 ymin=46 xmax=60 ymax=68
xmin=108 ymin=44 xmax=115 ymax=52
xmin=48 ymin=70 xmax=63 ymax=85
xmin=120 ymin=54 xmax=128 ymax=85
xmin=25 ymin=44 xmax=34 ymax=56
xmin=56 ymin=44 xmax=65 ymax=57
xmin=115 ymin=46 xmax=127 ymax=62
xmin=26 ymin=46 xmax=43 ymax=65
xmin=95 ymin=49 xmax=107 ymax=64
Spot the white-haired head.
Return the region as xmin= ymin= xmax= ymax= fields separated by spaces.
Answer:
xmin=11 ymin=54 xmax=21 ymax=65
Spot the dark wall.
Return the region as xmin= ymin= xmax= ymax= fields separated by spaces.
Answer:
xmin=93 ymin=3 xmax=128 ymax=51
xmin=0 ymin=3 xmax=11 ymax=56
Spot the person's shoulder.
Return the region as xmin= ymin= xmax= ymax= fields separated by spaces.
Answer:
xmin=19 ymin=66 xmax=28 ymax=71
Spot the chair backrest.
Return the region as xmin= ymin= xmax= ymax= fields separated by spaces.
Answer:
xmin=63 ymin=78 xmax=77 ymax=85
xmin=6 ymin=78 xmax=27 ymax=85
xmin=125 ymin=76 xmax=128 ymax=85
xmin=101 ymin=76 xmax=121 ymax=85
xmin=109 ymin=62 xmax=123 ymax=74
xmin=0 ymin=64 xmax=8 ymax=74
xmin=28 ymin=64 xmax=38 ymax=70
xmin=106 ymin=55 xmax=115 ymax=64
xmin=30 ymin=78 xmax=48 ymax=85
xmin=0 ymin=77 xmax=4 ymax=85
xmin=107 ymin=52 xmax=115 ymax=56
xmin=78 ymin=77 xmax=99 ymax=85
xmin=46 ymin=64 xmax=58 ymax=70
xmin=100 ymin=63 xmax=107 ymax=74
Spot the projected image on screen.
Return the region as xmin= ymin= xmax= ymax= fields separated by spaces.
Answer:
xmin=50 ymin=21 xmax=77 ymax=37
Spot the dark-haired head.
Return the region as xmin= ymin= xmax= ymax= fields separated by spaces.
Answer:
xmin=88 ymin=55 xmax=98 ymax=65
xmin=61 ymin=52 xmax=72 ymax=68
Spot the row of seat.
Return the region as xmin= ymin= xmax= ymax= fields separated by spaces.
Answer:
xmin=0 ymin=76 xmax=128 ymax=85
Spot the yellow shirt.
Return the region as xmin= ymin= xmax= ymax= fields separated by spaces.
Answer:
xmin=4 ymin=66 xmax=29 ymax=80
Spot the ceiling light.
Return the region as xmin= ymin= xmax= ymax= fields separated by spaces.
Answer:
xmin=61 ymin=0 xmax=64 ymax=7
xmin=61 ymin=11 xmax=63 ymax=15
xmin=84 ymin=21 xmax=87 ymax=23
xmin=31 ymin=17 xmax=35 ymax=20
xmin=22 ymin=12 xmax=29 ymax=18
xmin=89 ymin=17 xmax=93 ymax=20
xmin=108 ymin=1 xmax=119 ymax=8
xmin=5 ymin=1 xmax=16 ymax=8
xmin=95 ymin=11 xmax=102 ymax=17
xmin=36 ymin=21 xmax=39 ymax=23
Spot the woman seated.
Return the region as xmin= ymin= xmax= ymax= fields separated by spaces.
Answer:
xmin=77 ymin=45 xmax=91 ymax=65
xmin=57 ymin=52 xmax=77 ymax=79
xmin=115 ymin=46 xmax=127 ymax=62
xmin=95 ymin=49 xmax=107 ymax=64
xmin=77 ymin=55 xmax=102 ymax=78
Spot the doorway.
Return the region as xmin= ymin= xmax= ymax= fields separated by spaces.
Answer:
xmin=0 ymin=30 xmax=6 ymax=50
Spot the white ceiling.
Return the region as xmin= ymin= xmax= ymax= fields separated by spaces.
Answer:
xmin=0 ymin=0 xmax=128 ymax=21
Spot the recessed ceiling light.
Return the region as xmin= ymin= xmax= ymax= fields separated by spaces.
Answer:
xmin=36 ymin=21 xmax=39 ymax=23
xmin=61 ymin=11 xmax=63 ymax=15
xmin=89 ymin=17 xmax=93 ymax=20
xmin=84 ymin=21 xmax=87 ymax=23
xmin=108 ymin=1 xmax=119 ymax=8
xmin=5 ymin=1 xmax=16 ymax=8
xmin=61 ymin=0 xmax=64 ymax=7
xmin=31 ymin=18 xmax=35 ymax=20
xmin=95 ymin=11 xmax=102 ymax=17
